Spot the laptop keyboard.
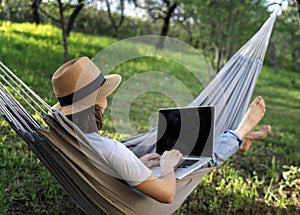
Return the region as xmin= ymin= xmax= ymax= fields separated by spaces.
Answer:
xmin=176 ymin=159 xmax=198 ymax=168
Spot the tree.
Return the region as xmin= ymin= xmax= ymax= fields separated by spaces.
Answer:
xmin=0 ymin=0 xmax=11 ymax=20
xmin=105 ymin=0 xmax=125 ymax=37
xmin=271 ymin=0 xmax=300 ymax=71
xmin=133 ymin=0 xmax=180 ymax=48
xmin=40 ymin=0 xmax=84 ymax=61
xmin=0 ymin=0 xmax=32 ymax=21
xmin=65 ymin=0 xmax=84 ymax=37
xmin=32 ymin=0 xmax=42 ymax=24
xmin=156 ymin=1 xmax=178 ymax=48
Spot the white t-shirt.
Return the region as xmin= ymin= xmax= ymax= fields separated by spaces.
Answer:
xmin=85 ymin=132 xmax=152 ymax=187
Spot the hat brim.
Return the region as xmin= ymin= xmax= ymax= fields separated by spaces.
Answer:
xmin=52 ymin=74 xmax=121 ymax=115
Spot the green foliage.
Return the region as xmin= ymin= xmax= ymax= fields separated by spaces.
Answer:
xmin=2 ymin=0 xmax=300 ymax=71
xmin=0 ymin=21 xmax=299 ymax=214
xmin=0 ymin=0 xmax=32 ymax=22
xmin=182 ymin=0 xmax=268 ymax=70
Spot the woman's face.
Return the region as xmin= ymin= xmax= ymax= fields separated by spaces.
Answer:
xmin=97 ymin=98 xmax=107 ymax=113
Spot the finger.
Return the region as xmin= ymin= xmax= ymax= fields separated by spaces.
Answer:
xmin=148 ymin=153 xmax=161 ymax=160
xmin=172 ymin=149 xmax=181 ymax=156
xmin=150 ymin=159 xmax=160 ymax=166
xmin=175 ymin=151 xmax=182 ymax=161
xmin=178 ymin=152 xmax=182 ymax=159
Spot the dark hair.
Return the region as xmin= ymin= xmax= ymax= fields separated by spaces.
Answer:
xmin=66 ymin=105 xmax=103 ymax=133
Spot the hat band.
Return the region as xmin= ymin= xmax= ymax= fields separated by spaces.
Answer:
xmin=58 ymin=73 xmax=106 ymax=107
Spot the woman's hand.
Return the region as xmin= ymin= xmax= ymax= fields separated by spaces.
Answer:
xmin=140 ymin=153 xmax=161 ymax=168
xmin=136 ymin=150 xmax=182 ymax=203
xmin=159 ymin=150 xmax=182 ymax=176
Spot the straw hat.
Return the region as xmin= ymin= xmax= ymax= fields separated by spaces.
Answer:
xmin=52 ymin=56 xmax=121 ymax=115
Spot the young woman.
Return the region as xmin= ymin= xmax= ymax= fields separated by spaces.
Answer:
xmin=51 ymin=57 xmax=271 ymax=203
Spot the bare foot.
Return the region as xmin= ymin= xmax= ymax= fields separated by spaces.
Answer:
xmin=240 ymin=125 xmax=271 ymax=152
xmin=235 ymin=96 xmax=266 ymax=138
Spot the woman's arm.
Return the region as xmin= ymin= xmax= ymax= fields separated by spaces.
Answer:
xmin=135 ymin=150 xmax=182 ymax=203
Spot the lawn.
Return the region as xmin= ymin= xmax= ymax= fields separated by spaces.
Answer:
xmin=0 ymin=21 xmax=299 ymax=214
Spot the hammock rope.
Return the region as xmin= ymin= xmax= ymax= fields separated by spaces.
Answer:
xmin=0 ymin=10 xmax=278 ymax=215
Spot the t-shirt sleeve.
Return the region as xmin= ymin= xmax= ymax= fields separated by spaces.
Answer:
xmin=107 ymin=141 xmax=152 ymax=187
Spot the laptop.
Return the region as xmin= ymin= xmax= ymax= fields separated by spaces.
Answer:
xmin=151 ymin=106 xmax=215 ymax=179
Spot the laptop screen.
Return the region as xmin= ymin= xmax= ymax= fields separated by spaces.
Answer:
xmin=156 ymin=106 xmax=214 ymax=157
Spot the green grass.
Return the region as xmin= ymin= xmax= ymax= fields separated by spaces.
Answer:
xmin=0 ymin=21 xmax=299 ymax=214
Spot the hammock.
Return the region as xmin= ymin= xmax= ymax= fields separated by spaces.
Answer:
xmin=0 ymin=10 xmax=277 ymax=215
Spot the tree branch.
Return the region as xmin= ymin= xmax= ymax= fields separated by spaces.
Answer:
xmin=66 ymin=0 xmax=84 ymax=36
xmin=105 ymin=0 xmax=125 ymax=37
xmin=39 ymin=5 xmax=60 ymax=23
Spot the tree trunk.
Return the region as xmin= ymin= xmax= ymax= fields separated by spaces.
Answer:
xmin=32 ymin=0 xmax=42 ymax=24
xmin=3 ymin=0 xmax=11 ymax=20
xmin=268 ymin=42 xmax=278 ymax=73
xmin=296 ymin=0 xmax=300 ymax=27
xmin=105 ymin=0 xmax=125 ymax=38
xmin=291 ymin=42 xmax=298 ymax=71
xmin=57 ymin=0 xmax=68 ymax=62
xmin=181 ymin=21 xmax=193 ymax=45
xmin=156 ymin=3 xmax=177 ymax=49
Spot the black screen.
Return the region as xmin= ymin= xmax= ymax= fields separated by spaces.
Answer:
xmin=156 ymin=106 xmax=212 ymax=156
